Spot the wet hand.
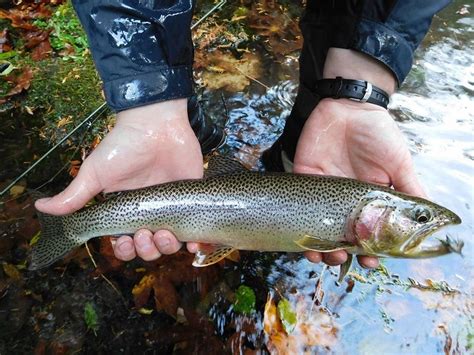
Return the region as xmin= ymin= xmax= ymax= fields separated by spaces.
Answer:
xmin=34 ymin=99 xmax=203 ymax=261
xmin=294 ymin=98 xmax=426 ymax=268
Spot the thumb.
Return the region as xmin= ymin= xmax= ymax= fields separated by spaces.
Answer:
xmin=293 ymin=162 xmax=326 ymax=175
xmin=35 ymin=164 xmax=102 ymax=215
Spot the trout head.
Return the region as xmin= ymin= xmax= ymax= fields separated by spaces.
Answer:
xmin=346 ymin=191 xmax=462 ymax=258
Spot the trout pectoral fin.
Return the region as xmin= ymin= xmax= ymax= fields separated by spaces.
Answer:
xmin=338 ymin=254 xmax=353 ymax=283
xmin=295 ymin=235 xmax=352 ymax=252
xmin=192 ymin=246 xmax=237 ymax=267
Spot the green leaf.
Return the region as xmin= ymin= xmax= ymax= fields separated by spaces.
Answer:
xmin=277 ymin=298 xmax=297 ymax=334
xmin=84 ymin=302 xmax=99 ymax=335
xmin=29 ymin=231 xmax=41 ymax=246
xmin=0 ymin=51 xmax=18 ymax=60
xmin=233 ymin=285 xmax=256 ymax=315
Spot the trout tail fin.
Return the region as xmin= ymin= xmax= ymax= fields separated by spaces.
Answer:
xmin=29 ymin=209 xmax=83 ymax=270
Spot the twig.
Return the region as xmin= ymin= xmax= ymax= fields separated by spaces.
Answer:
xmin=234 ymin=66 xmax=271 ymax=90
xmin=85 ymin=241 xmax=123 ymax=299
xmin=191 ymin=0 xmax=227 ymax=30
xmin=0 ymin=103 xmax=108 ymax=197
xmin=309 ymin=265 xmax=327 ymax=316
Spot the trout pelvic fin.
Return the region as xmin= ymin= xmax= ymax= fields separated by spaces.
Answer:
xmin=29 ymin=210 xmax=82 ymax=270
xmin=338 ymin=254 xmax=353 ymax=283
xmin=295 ymin=235 xmax=352 ymax=252
xmin=192 ymin=246 xmax=237 ymax=267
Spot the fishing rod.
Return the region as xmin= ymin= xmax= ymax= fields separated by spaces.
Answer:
xmin=0 ymin=0 xmax=227 ymax=197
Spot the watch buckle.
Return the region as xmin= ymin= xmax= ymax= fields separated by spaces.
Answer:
xmin=350 ymin=81 xmax=373 ymax=103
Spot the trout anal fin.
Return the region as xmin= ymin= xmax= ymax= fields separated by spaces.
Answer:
xmin=338 ymin=254 xmax=353 ymax=283
xmin=192 ymin=246 xmax=237 ymax=267
xmin=295 ymin=235 xmax=352 ymax=252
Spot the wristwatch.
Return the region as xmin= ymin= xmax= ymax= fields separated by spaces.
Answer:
xmin=314 ymin=76 xmax=390 ymax=109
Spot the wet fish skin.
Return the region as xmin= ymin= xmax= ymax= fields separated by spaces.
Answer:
xmin=30 ymin=171 xmax=461 ymax=270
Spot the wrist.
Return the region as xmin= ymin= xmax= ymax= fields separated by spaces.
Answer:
xmin=318 ymin=97 xmax=388 ymax=113
xmin=116 ymin=99 xmax=190 ymax=132
xmin=323 ymin=48 xmax=396 ymax=95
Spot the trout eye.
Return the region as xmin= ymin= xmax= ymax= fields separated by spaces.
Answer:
xmin=413 ymin=206 xmax=432 ymax=224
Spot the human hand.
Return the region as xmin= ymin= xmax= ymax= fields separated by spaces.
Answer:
xmin=291 ymin=47 xmax=425 ymax=268
xmin=293 ymin=98 xmax=426 ymax=268
xmin=35 ymin=99 xmax=203 ymax=261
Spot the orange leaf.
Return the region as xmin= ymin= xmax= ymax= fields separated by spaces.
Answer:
xmin=99 ymin=236 xmax=123 ymax=270
xmin=69 ymin=160 xmax=81 ymax=177
xmin=0 ymin=29 xmax=12 ymax=53
xmin=263 ymin=293 xmax=284 ymax=336
xmin=5 ymin=67 xmax=33 ymax=98
xmin=132 ymin=274 xmax=155 ymax=309
xmin=31 ymin=38 xmax=51 ymax=61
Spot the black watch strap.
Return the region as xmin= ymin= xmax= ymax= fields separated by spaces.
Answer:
xmin=314 ymin=77 xmax=390 ymax=109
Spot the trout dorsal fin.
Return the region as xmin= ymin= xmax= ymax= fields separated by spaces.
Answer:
xmin=192 ymin=246 xmax=237 ymax=267
xmin=204 ymin=155 xmax=247 ymax=178
xmin=295 ymin=235 xmax=352 ymax=252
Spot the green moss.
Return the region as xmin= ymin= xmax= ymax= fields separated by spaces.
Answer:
xmin=25 ymin=57 xmax=102 ymax=119
xmin=33 ymin=2 xmax=89 ymax=60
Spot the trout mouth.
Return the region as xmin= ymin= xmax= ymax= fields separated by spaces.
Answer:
xmin=401 ymin=216 xmax=461 ymax=255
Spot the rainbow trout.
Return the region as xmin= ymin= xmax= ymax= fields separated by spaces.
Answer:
xmin=31 ymin=156 xmax=462 ymax=279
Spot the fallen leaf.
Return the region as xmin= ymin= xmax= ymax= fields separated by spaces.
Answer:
xmin=132 ymin=272 xmax=179 ymax=318
xmin=2 ymin=263 xmax=21 ymax=281
xmin=24 ymin=105 xmax=34 ymax=115
xmin=58 ymin=42 xmax=75 ymax=57
xmin=264 ymin=292 xmax=338 ymax=353
xmin=24 ymin=30 xmax=50 ymax=49
xmin=31 ymin=38 xmax=52 ymax=60
xmin=9 ymin=184 xmax=25 ymax=197
xmin=0 ymin=4 xmax=51 ymax=30
xmin=246 ymin=0 xmax=302 ymax=57
xmin=89 ymin=135 xmax=102 ymax=150
xmin=4 ymin=66 xmax=33 ymax=98
xmin=84 ymin=302 xmax=99 ymax=335
xmin=263 ymin=292 xmax=284 ymax=336
xmin=132 ymin=274 xmax=155 ymax=309
xmin=98 ymin=236 xmax=123 ymax=270
xmin=277 ymin=298 xmax=297 ymax=334
xmin=29 ymin=231 xmax=41 ymax=246
xmin=69 ymin=159 xmax=81 ymax=177
xmin=200 ymin=51 xmax=262 ymax=91
xmin=0 ymin=29 xmax=12 ymax=53
xmin=57 ymin=115 xmax=73 ymax=127
xmin=138 ymin=307 xmax=154 ymax=315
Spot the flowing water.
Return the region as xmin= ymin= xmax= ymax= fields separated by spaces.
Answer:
xmin=204 ymin=2 xmax=474 ymax=352
xmin=0 ymin=1 xmax=472 ymax=353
